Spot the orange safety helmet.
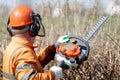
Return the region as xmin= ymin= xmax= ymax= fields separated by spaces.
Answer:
xmin=9 ymin=5 xmax=33 ymax=27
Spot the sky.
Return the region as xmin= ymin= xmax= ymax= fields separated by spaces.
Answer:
xmin=0 ymin=0 xmax=119 ymax=15
xmin=0 ymin=0 xmax=109 ymax=8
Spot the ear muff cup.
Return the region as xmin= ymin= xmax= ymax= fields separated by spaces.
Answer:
xmin=7 ymin=27 xmax=13 ymax=36
xmin=29 ymin=23 xmax=40 ymax=37
xmin=7 ymin=17 xmax=13 ymax=36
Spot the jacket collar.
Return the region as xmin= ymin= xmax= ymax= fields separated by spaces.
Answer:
xmin=12 ymin=36 xmax=37 ymax=48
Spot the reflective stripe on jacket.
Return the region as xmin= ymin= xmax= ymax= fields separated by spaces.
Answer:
xmin=2 ymin=36 xmax=56 ymax=80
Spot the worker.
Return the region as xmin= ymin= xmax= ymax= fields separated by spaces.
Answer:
xmin=2 ymin=5 xmax=67 ymax=80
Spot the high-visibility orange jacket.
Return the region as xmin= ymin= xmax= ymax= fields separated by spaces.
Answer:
xmin=2 ymin=36 xmax=56 ymax=80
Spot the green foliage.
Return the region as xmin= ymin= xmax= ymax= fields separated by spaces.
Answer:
xmin=0 ymin=20 xmax=7 ymax=39
xmin=0 ymin=20 xmax=6 ymax=31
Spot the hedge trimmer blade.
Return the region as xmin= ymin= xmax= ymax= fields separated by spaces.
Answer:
xmin=85 ymin=16 xmax=108 ymax=41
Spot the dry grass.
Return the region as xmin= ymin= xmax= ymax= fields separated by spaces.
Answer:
xmin=0 ymin=1 xmax=120 ymax=80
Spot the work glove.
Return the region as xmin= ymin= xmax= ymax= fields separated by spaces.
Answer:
xmin=55 ymin=53 xmax=78 ymax=69
xmin=50 ymin=66 xmax=62 ymax=80
xmin=55 ymin=34 xmax=71 ymax=48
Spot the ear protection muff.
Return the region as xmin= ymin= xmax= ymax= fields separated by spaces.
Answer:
xmin=7 ymin=17 xmax=13 ymax=36
xmin=29 ymin=12 xmax=40 ymax=37
xmin=29 ymin=12 xmax=45 ymax=37
xmin=29 ymin=22 xmax=40 ymax=37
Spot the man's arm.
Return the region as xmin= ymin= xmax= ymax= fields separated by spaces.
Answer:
xmin=13 ymin=47 xmax=56 ymax=80
xmin=37 ymin=45 xmax=56 ymax=67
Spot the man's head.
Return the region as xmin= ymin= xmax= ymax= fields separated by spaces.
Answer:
xmin=7 ymin=5 xmax=45 ymax=37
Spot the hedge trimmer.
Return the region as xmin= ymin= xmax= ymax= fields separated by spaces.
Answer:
xmin=55 ymin=16 xmax=108 ymax=69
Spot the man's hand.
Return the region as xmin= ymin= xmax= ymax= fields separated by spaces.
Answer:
xmin=50 ymin=66 xmax=62 ymax=80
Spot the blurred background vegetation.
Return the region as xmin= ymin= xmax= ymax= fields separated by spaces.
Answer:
xmin=0 ymin=0 xmax=120 ymax=80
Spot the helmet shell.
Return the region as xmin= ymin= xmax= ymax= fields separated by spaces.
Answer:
xmin=9 ymin=5 xmax=33 ymax=27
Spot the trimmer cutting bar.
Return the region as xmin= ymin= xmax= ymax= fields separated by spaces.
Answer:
xmin=84 ymin=16 xmax=108 ymax=41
